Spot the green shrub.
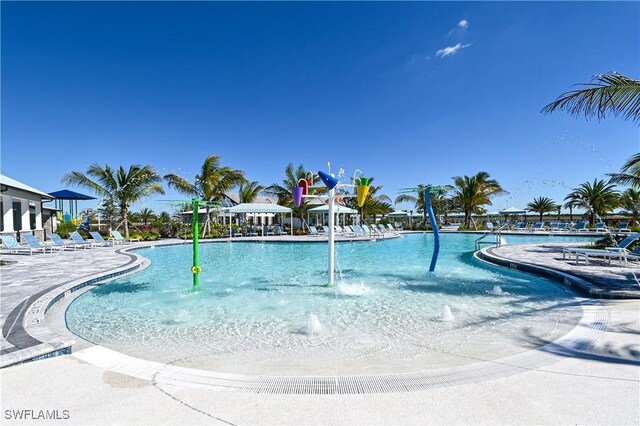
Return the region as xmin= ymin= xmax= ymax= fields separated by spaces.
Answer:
xmin=55 ymin=221 xmax=77 ymax=238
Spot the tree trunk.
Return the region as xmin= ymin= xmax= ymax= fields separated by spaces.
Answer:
xmin=539 ymin=212 xmax=543 ymax=222
xmin=121 ymin=205 xmax=129 ymax=238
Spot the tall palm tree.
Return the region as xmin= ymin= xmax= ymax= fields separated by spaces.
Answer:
xmin=565 ymin=179 xmax=620 ymax=224
xmin=238 ymin=181 xmax=266 ymax=203
xmin=164 ymin=155 xmax=246 ymax=236
xmin=542 ymin=72 xmax=640 ymax=123
xmin=526 ymin=197 xmax=559 ymax=222
xmin=138 ymin=207 xmax=156 ymax=226
xmin=619 ymin=188 xmax=640 ymax=222
xmin=562 ymin=193 xmax=582 ymax=222
xmin=62 ymin=164 xmax=165 ymax=237
xmin=609 ymin=152 xmax=640 ymax=189
xmin=452 ymin=172 xmax=507 ymax=228
xmin=395 ymin=184 xmax=427 ymax=225
xmin=265 ymin=163 xmax=323 ymax=227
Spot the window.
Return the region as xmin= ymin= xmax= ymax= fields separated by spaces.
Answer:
xmin=13 ymin=201 xmax=21 ymax=231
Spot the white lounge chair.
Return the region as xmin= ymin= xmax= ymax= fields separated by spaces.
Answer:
xmin=0 ymin=234 xmax=43 ymax=255
xmin=109 ymin=230 xmax=139 ymax=244
xmin=21 ymin=234 xmax=50 ymax=254
xmin=48 ymin=233 xmax=78 ymax=251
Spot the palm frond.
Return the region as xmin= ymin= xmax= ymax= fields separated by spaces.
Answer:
xmin=542 ymin=72 xmax=640 ymax=123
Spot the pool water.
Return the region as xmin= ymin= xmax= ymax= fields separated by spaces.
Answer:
xmin=66 ymin=233 xmax=597 ymax=375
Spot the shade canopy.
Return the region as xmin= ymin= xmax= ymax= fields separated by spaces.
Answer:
xmin=486 ymin=210 xmax=502 ymax=216
xmin=499 ymin=206 xmax=528 ymax=214
xmin=308 ymin=204 xmax=357 ymax=214
xmin=48 ymin=189 xmax=96 ymax=200
xmin=388 ymin=210 xmax=409 ymax=217
xmin=225 ymin=203 xmax=292 ymax=214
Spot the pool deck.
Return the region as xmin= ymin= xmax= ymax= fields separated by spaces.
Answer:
xmin=1 ymin=235 xmax=639 ymax=424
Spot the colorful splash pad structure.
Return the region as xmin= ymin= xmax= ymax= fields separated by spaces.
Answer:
xmin=292 ymin=165 xmax=371 ymax=287
xmin=398 ymin=185 xmax=453 ymax=273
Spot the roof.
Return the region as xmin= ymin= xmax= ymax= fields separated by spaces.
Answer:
xmin=48 ymin=189 xmax=97 ymax=200
xmin=500 ymin=207 xmax=528 ymax=214
xmin=0 ymin=174 xmax=53 ymax=199
xmin=388 ymin=210 xmax=409 ymax=217
xmin=308 ymin=204 xmax=357 ymax=214
xmin=223 ymin=193 xmax=278 ymax=206
xmin=226 ymin=203 xmax=293 ymax=214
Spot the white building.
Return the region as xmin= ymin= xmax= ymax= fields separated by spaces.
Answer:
xmin=0 ymin=174 xmax=54 ymax=239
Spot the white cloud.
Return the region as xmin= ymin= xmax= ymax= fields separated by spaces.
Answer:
xmin=436 ymin=43 xmax=471 ymax=58
xmin=458 ymin=20 xmax=469 ymax=29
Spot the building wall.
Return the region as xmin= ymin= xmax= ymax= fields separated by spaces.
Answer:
xmin=1 ymin=187 xmax=46 ymax=240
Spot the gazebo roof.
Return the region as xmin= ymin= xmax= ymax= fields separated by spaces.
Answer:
xmin=308 ymin=204 xmax=358 ymax=214
xmin=225 ymin=203 xmax=292 ymax=214
xmin=48 ymin=189 xmax=97 ymax=200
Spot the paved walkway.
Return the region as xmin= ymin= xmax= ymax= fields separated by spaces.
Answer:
xmin=479 ymin=243 xmax=640 ymax=298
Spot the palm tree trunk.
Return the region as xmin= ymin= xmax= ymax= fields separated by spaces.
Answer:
xmin=121 ymin=205 xmax=129 ymax=238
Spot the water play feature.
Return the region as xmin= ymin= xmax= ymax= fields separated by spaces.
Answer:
xmin=293 ymin=164 xmax=371 ymax=287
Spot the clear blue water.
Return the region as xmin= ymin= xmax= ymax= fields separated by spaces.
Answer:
xmin=66 ymin=233 xmax=598 ymax=374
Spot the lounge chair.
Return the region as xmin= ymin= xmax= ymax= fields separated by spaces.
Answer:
xmin=532 ymin=222 xmax=546 ymax=231
xmin=89 ymin=231 xmax=111 ymax=246
xmin=562 ymin=234 xmax=639 ymax=265
xmin=514 ymin=222 xmax=528 ymax=231
xmin=231 ymin=228 xmax=243 ymax=237
xmin=604 ymin=233 xmax=640 ymax=254
xmin=308 ymin=226 xmax=320 ymax=236
xmin=352 ymin=224 xmax=366 ymax=237
xmin=109 ymin=230 xmax=139 ymax=244
xmin=21 ymin=234 xmax=50 ymax=254
xmin=48 ymin=233 xmax=78 ymax=251
xmin=555 ymin=222 xmax=568 ymax=232
xmin=594 ymin=222 xmax=608 ymax=232
xmin=244 ymin=226 xmax=258 ymax=237
xmin=386 ymin=224 xmax=397 ymax=232
xmin=617 ymin=221 xmax=631 ymax=233
xmin=572 ymin=221 xmax=587 ymax=232
xmin=0 ymin=234 xmax=42 ymax=255
xmin=263 ymin=226 xmax=274 ymax=236
xmin=273 ymin=225 xmax=286 ymax=235
xmin=486 ymin=222 xmax=494 ymax=231
xmin=378 ymin=224 xmax=388 ymax=233
xmin=70 ymin=231 xmax=97 ymax=248
xmin=562 ymin=247 xmax=625 ymax=265
xmin=322 ymin=226 xmax=330 ymax=235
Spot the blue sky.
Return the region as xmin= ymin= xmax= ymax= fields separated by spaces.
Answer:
xmin=2 ymin=1 xmax=639 ymax=215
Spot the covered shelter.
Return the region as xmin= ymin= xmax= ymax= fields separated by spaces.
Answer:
xmin=48 ymin=189 xmax=96 ymax=222
xmin=308 ymin=204 xmax=357 ymax=227
xmin=226 ymin=203 xmax=293 ymax=236
xmin=499 ymin=206 xmax=528 ymax=222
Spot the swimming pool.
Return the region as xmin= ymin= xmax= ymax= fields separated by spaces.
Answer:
xmin=66 ymin=233 xmax=599 ymax=375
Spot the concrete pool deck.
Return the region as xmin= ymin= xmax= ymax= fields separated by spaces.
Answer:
xmin=1 ymin=235 xmax=639 ymax=424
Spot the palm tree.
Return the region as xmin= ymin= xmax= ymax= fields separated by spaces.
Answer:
xmin=265 ymin=163 xmax=323 ymax=227
xmin=62 ymin=164 xmax=164 ymax=237
xmin=565 ymin=179 xmax=620 ymax=224
xmin=395 ymin=184 xmax=428 ymax=225
xmin=238 ymin=181 xmax=266 ymax=203
xmin=138 ymin=207 xmax=156 ymax=226
xmin=452 ymin=172 xmax=507 ymax=228
xmin=526 ymin=197 xmax=559 ymax=222
xmin=164 ymin=155 xmax=246 ymax=236
xmin=619 ymin=188 xmax=640 ymax=222
xmin=542 ymin=72 xmax=640 ymax=123
xmin=609 ymin=152 xmax=640 ymax=189
xmin=563 ymin=193 xmax=582 ymax=222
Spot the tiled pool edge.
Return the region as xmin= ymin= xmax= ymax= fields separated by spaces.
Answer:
xmin=0 ymin=247 xmax=149 ymax=368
